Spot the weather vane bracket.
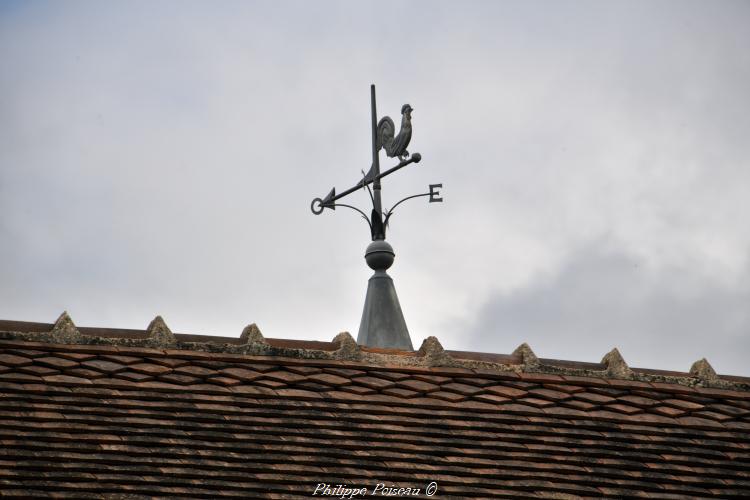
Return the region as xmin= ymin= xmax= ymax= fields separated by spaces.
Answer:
xmin=310 ymin=85 xmax=442 ymax=241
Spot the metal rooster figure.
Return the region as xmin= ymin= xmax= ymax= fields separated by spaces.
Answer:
xmin=310 ymin=85 xmax=443 ymax=351
xmin=378 ymin=103 xmax=413 ymax=161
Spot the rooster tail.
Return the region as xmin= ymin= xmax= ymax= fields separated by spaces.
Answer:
xmin=376 ymin=116 xmax=395 ymax=152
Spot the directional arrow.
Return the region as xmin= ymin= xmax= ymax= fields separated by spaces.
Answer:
xmin=312 ymin=153 xmax=422 ymax=214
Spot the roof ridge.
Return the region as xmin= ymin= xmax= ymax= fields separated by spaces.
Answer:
xmin=0 ymin=315 xmax=748 ymax=392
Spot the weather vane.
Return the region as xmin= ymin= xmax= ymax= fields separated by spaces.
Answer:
xmin=311 ymin=85 xmax=443 ymax=350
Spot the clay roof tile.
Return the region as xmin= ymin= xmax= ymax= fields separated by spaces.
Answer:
xmin=0 ymin=317 xmax=748 ymax=497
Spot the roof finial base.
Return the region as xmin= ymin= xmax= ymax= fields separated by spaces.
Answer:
xmin=357 ymin=240 xmax=413 ymax=350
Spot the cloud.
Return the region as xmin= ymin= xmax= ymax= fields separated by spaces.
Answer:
xmin=0 ymin=1 xmax=749 ymax=375
xmin=465 ymin=241 xmax=750 ymax=375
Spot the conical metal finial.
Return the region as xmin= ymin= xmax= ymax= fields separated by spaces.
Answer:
xmin=356 ymin=240 xmax=412 ymax=350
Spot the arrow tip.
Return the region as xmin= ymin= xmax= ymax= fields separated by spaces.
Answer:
xmin=322 ymin=187 xmax=336 ymax=210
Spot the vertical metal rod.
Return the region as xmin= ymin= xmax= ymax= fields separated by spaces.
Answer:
xmin=370 ymin=84 xmax=383 ymax=220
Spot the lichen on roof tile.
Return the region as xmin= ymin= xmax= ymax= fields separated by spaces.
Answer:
xmin=240 ymin=323 xmax=264 ymax=345
xmin=145 ymin=316 xmax=176 ymax=347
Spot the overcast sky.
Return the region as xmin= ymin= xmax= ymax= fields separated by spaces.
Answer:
xmin=2 ymin=1 xmax=749 ymax=375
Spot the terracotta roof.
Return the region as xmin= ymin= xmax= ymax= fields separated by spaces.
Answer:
xmin=1 ymin=314 xmax=749 ymax=498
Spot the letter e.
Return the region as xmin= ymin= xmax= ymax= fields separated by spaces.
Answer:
xmin=429 ymin=184 xmax=443 ymax=203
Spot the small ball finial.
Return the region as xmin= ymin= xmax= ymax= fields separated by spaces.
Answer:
xmin=364 ymin=240 xmax=395 ymax=271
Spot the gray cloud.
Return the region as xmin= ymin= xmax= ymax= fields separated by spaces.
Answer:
xmin=465 ymin=241 xmax=750 ymax=374
xmin=1 ymin=1 xmax=749 ymax=374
